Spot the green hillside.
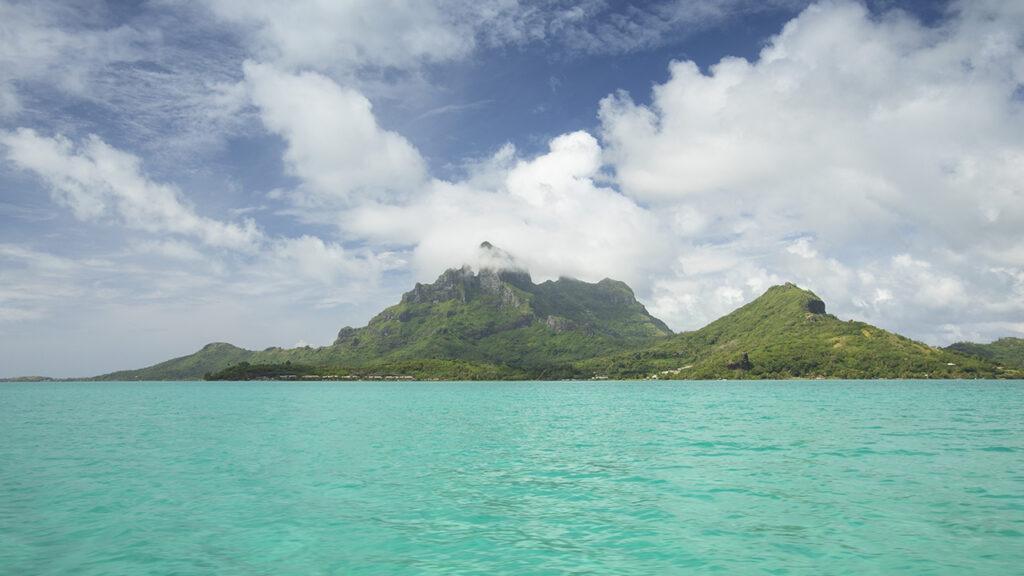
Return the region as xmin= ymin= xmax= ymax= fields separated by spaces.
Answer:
xmin=99 ymin=250 xmax=672 ymax=380
xmin=93 ymin=251 xmax=1020 ymax=381
xmin=324 ymin=266 xmax=671 ymax=368
xmin=204 ymin=358 xmax=528 ymax=382
xmin=93 ymin=342 xmax=254 ymax=381
xmin=578 ymin=283 xmax=1016 ymax=380
xmin=945 ymin=337 xmax=1024 ymax=370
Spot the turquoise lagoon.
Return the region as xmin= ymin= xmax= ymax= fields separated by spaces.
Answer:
xmin=1 ymin=380 xmax=1022 ymax=574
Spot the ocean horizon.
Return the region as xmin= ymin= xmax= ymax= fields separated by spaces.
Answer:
xmin=2 ymin=379 xmax=1022 ymax=574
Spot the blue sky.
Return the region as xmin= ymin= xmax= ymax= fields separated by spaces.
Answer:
xmin=2 ymin=0 xmax=1023 ymax=377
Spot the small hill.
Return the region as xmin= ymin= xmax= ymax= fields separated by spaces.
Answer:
xmin=93 ymin=343 xmax=253 ymax=381
xmin=945 ymin=337 xmax=1024 ymax=370
xmin=579 ymin=283 xmax=1014 ymax=380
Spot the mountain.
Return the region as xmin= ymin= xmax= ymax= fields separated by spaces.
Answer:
xmin=945 ymin=337 xmax=1024 ymax=370
xmin=93 ymin=342 xmax=254 ymax=381
xmin=93 ymin=246 xmax=1020 ymax=381
xmin=328 ymin=265 xmax=671 ymax=368
xmin=96 ymin=243 xmax=672 ymax=380
xmin=577 ymin=283 xmax=1016 ymax=380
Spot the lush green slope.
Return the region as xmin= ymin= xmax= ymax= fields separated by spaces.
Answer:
xmin=99 ymin=259 xmax=672 ymax=380
xmin=577 ymin=283 xmax=1016 ymax=380
xmin=945 ymin=337 xmax=1024 ymax=370
xmin=93 ymin=343 xmax=254 ymax=381
xmin=325 ymin=266 xmax=671 ymax=368
xmin=94 ymin=264 xmax=1020 ymax=381
xmin=204 ymin=358 xmax=529 ymax=381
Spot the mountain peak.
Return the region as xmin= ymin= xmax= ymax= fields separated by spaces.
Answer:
xmin=766 ymin=283 xmax=827 ymax=315
xmin=476 ymin=240 xmax=525 ymax=274
xmin=353 ymin=256 xmax=671 ymax=361
xmin=692 ymin=282 xmax=830 ymax=343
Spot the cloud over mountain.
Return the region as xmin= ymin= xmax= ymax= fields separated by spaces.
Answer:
xmin=1 ymin=0 xmax=1022 ymax=376
xmin=597 ymin=0 xmax=1024 ymax=341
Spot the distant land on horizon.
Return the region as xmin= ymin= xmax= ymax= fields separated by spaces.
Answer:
xmin=53 ymin=243 xmax=1019 ymax=383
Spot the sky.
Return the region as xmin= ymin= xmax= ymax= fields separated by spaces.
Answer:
xmin=1 ymin=0 xmax=1023 ymax=378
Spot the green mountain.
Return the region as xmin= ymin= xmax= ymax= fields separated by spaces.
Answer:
xmin=94 ymin=342 xmax=253 ymax=381
xmin=93 ymin=247 xmax=1020 ymax=381
xmin=96 ymin=245 xmax=671 ymax=380
xmin=327 ymin=266 xmax=671 ymax=367
xmin=945 ymin=337 xmax=1024 ymax=370
xmin=577 ymin=283 xmax=1016 ymax=380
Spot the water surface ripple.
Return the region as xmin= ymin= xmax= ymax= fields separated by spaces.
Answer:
xmin=2 ymin=380 xmax=1022 ymax=574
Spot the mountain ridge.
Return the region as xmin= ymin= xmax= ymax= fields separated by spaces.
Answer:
xmin=326 ymin=261 xmax=672 ymax=368
xmin=93 ymin=251 xmax=674 ymax=380
xmin=575 ymin=283 xmax=1013 ymax=380
xmin=85 ymin=247 xmax=1020 ymax=381
xmin=945 ymin=337 xmax=1024 ymax=370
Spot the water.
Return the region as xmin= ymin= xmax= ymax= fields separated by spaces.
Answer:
xmin=1 ymin=380 xmax=1022 ymax=575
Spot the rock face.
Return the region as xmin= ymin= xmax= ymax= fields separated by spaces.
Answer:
xmin=545 ymin=315 xmax=576 ymax=332
xmin=727 ymin=352 xmax=752 ymax=371
xmin=805 ymin=298 xmax=826 ymax=314
xmin=778 ymin=282 xmax=826 ymax=315
xmin=399 ymin=267 xmax=528 ymax=309
xmin=339 ymin=263 xmax=671 ymax=343
xmin=400 ymin=242 xmax=535 ymax=308
xmin=401 ymin=266 xmax=475 ymax=305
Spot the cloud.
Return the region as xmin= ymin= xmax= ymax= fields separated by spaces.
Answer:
xmin=1 ymin=128 xmax=395 ymax=307
xmin=552 ymin=0 xmax=812 ymax=56
xmin=200 ymin=0 xmax=819 ymax=78
xmin=0 ymin=0 xmax=149 ymax=116
xmin=252 ymin=236 xmax=387 ymax=294
xmin=1 ymin=128 xmax=263 ymax=251
xmin=244 ymin=63 xmax=428 ymax=207
xmin=134 ymin=239 xmax=208 ymax=263
xmin=203 ymin=0 xmax=478 ymax=71
xmin=5 ymin=0 xmax=1024 ymax=379
xmin=0 ymin=230 xmax=397 ymax=376
xmin=346 ymin=130 xmax=668 ymax=289
xmin=600 ymin=1 xmax=1024 ymax=247
xmin=0 ymin=243 xmax=105 ymax=326
xmin=0 ymin=0 xmax=262 ymax=182
xmin=595 ymin=0 xmax=1024 ymax=341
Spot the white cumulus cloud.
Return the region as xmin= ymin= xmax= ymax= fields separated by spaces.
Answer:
xmin=595 ymin=0 xmax=1024 ymax=341
xmin=346 ymin=130 xmax=668 ymax=290
xmin=244 ymin=62 xmax=428 ymax=208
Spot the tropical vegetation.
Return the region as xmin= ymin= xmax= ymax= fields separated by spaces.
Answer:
xmin=91 ymin=247 xmax=1021 ymax=381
